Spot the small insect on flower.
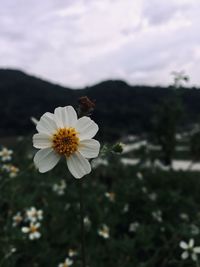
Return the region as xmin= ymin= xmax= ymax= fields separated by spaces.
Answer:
xmin=26 ymin=207 xmax=43 ymax=222
xmin=22 ymin=222 xmax=41 ymax=240
xmin=0 ymin=147 xmax=13 ymax=162
xmin=98 ymin=224 xmax=110 ymax=239
xmin=33 ymin=106 xmax=100 ymax=179
xmin=58 ymin=257 xmax=73 ymax=267
xmin=180 ymin=239 xmax=200 ymax=261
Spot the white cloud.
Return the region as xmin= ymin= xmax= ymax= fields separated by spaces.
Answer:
xmin=0 ymin=0 xmax=199 ymax=87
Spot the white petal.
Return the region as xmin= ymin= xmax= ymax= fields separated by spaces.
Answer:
xmin=66 ymin=151 xmax=91 ymax=179
xmin=33 ymin=133 xmax=52 ymax=149
xmin=36 ymin=112 xmax=57 ymax=135
xmin=35 ymin=222 xmax=41 ymax=228
xmin=181 ymin=251 xmax=189 ymax=260
xmin=29 ymin=233 xmax=35 ymax=240
xmin=76 ymin=117 xmax=98 ymax=140
xmin=22 ymin=227 xmax=29 ymax=233
xmin=189 ymin=239 xmax=194 ymax=248
xmin=192 ymin=253 xmax=197 ymax=261
xmin=78 ymin=139 xmax=100 ymax=158
xmin=194 ymin=247 xmax=200 ymax=253
xmin=34 ymin=232 xmax=41 ymax=239
xmin=34 ymin=148 xmax=60 ymax=173
xmin=54 ymin=106 xmax=77 ymax=128
xmin=180 ymin=241 xmax=188 ymax=249
xmin=65 ymin=258 xmax=73 ymax=266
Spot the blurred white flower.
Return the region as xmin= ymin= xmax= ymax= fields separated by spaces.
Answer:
xmin=122 ymin=203 xmax=129 ymax=213
xmin=2 ymin=164 xmax=19 ymax=178
xmin=84 ymin=216 xmax=91 ymax=229
xmin=142 ymin=187 xmax=148 ymax=194
xmin=180 ymin=239 xmax=200 ymax=261
xmin=91 ymin=158 xmax=108 ymax=169
xmin=68 ymin=249 xmax=78 ymax=257
xmin=33 ymin=106 xmax=100 ymax=179
xmin=129 ymin=222 xmax=140 ymax=232
xmin=0 ymin=147 xmax=13 ymax=162
xmin=58 ymin=257 xmax=73 ymax=267
xmin=190 ymin=224 xmax=200 ymax=236
xmin=148 ymin=193 xmax=157 ymax=201
xmin=9 ymin=165 xmax=19 ymax=178
xmin=180 ymin=213 xmax=189 ymax=221
xmin=22 ymin=222 xmax=41 ymax=240
xmin=105 ymin=192 xmax=115 ymax=202
xmin=26 ymin=207 xmax=43 ymax=223
xmin=12 ymin=212 xmax=23 ymax=227
xmin=152 ymin=210 xmax=162 ymax=223
xmin=98 ymin=224 xmax=110 ymax=239
xmin=136 ymin=172 xmax=143 ymax=180
xmin=1 ymin=164 xmax=10 ymax=172
xmin=53 ymin=179 xmax=67 ymax=196
xmin=64 ymin=203 xmax=71 ymax=211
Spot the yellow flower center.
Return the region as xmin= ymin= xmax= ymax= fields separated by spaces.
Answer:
xmin=52 ymin=128 xmax=79 ymax=157
xmin=30 ymin=225 xmax=38 ymax=233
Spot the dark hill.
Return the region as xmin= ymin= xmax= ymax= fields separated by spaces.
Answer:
xmin=0 ymin=69 xmax=200 ymax=141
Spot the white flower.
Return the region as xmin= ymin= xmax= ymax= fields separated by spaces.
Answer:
xmin=33 ymin=106 xmax=100 ymax=179
xmin=12 ymin=212 xmax=23 ymax=227
xmin=22 ymin=222 xmax=41 ymax=240
xmin=180 ymin=239 xmax=200 ymax=261
xmin=136 ymin=172 xmax=143 ymax=180
xmin=68 ymin=249 xmax=78 ymax=257
xmin=0 ymin=147 xmax=13 ymax=162
xmin=65 ymin=203 xmax=71 ymax=211
xmin=9 ymin=165 xmax=19 ymax=178
xmin=53 ymin=179 xmax=67 ymax=195
xmin=190 ymin=224 xmax=200 ymax=236
xmin=180 ymin=213 xmax=189 ymax=221
xmin=105 ymin=192 xmax=115 ymax=202
xmin=122 ymin=203 xmax=129 ymax=213
xmin=152 ymin=210 xmax=162 ymax=223
xmin=129 ymin=222 xmax=140 ymax=232
xmin=84 ymin=216 xmax=91 ymax=229
xmin=2 ymin=164 xmax=19 ymax=177
xmin=98 ymin=224 xmax=110 ymax=239
xmin=148 ymin=193 xmax=157 ymax=201
xmin=142 ymin=187 xmax=148 ymax=194
xmin=58 ymin=257 xmax=73 ymax=267
xmin=26 ymin=207 xmax=43 ymax=222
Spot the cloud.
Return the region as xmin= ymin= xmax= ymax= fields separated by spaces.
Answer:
xmin=0 ymin=0 xmax=200 ymax=87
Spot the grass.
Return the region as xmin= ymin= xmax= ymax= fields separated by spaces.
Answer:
xmin=0 ymin=137 xmax=200 ymax=266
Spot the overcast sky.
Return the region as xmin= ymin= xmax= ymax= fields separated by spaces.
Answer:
xmin=0 ymin=0 xmax=200 ymax=88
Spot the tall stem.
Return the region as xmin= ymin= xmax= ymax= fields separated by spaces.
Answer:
xmin=79 ymin=179 xmax=86 ymax=267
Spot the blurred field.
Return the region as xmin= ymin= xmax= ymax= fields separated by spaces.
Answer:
xmin=1 ymin=136 xmax=200 ymax=267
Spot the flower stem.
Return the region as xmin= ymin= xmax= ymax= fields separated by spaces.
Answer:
xmin=79 ymin=179 xmax=86 ymax=267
